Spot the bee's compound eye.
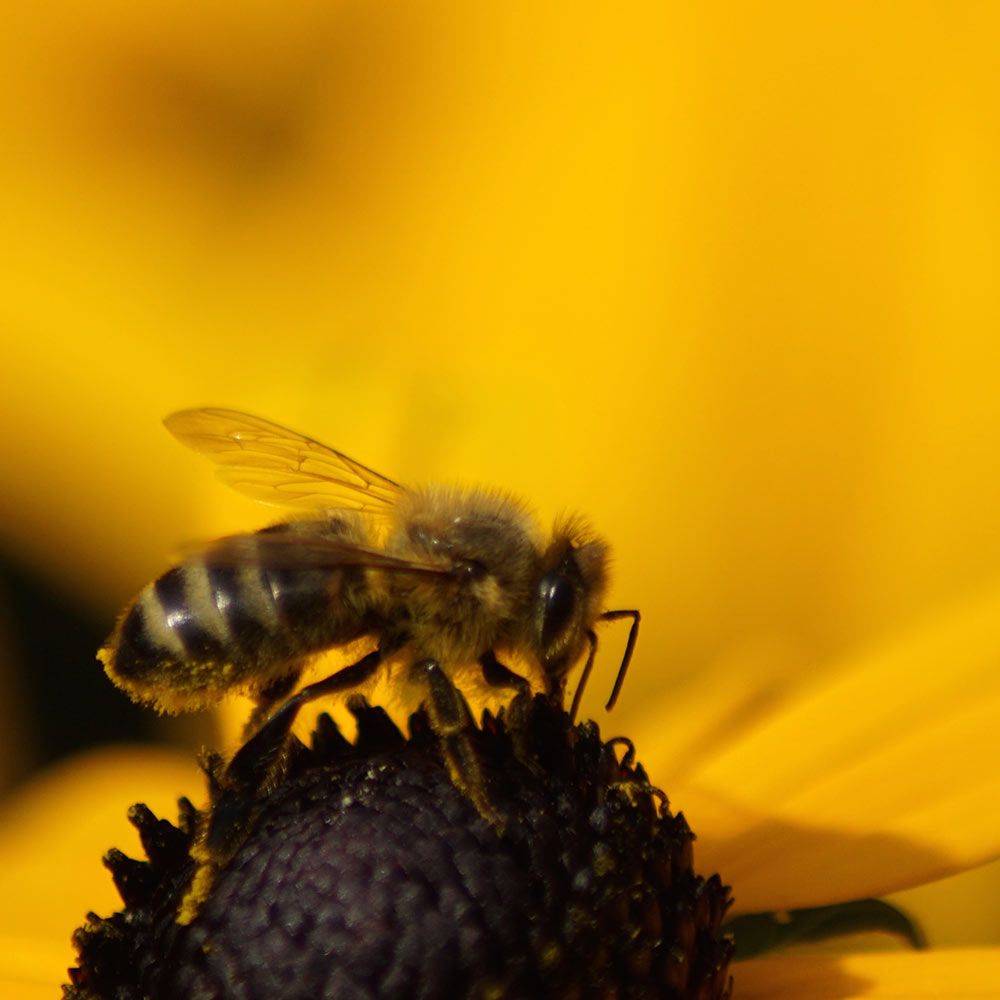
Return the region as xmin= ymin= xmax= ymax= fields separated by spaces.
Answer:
xmin=539 ymin=572 xmax=575 ymax=648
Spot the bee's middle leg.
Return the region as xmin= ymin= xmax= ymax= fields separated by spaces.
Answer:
xmin=478 ymin=649 xmax=530 ymax=698
xmin=419 ymin=660 xmax=504 ymax=834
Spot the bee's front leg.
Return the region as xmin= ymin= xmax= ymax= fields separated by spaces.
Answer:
xmin=418 ymin=660 xmax=505 ymax=835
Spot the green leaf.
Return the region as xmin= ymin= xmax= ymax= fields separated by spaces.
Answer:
xmin=724 ymin=898 xmax=926 ymax=960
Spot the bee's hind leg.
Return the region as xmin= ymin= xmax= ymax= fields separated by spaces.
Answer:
xmin=178 ymin=649 xmax=384 ymax=924
xmin=209 ymin=649 xmax=384 ymax=850
xmin=242 ymin=667 xmax=303 ymax=740
xmin=419 ymin=660 xmax=505 ymax=834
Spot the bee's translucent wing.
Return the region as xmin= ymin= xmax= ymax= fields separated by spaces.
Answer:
xmin=164 ymin=408 xmax=404 ymax=513
xmin=204 ymin=531 xmax=449 ymax=575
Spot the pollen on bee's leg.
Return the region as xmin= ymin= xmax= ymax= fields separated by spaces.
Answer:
xmin=176 ymin=861 xmax=216 ymax=926
xmin=420 ymin=660 xmax=505 ymax=832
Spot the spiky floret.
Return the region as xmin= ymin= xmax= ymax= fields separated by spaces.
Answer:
xmin=65 ymin=695 xmax=734 ymax=1000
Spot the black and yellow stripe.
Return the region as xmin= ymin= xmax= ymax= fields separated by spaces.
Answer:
xmin=100 ymin=527 xmax=373 ymax=713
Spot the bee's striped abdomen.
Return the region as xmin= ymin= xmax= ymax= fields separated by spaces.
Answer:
xmin=100 ymin=524 xmax=375 ymax=713
xmin=205 ymin=563 xmax=280 ymax=656
xmin=156 ymin=564 xmax=233 ymax=660
xmin=104 ymin=561 xmax=265 ymax=711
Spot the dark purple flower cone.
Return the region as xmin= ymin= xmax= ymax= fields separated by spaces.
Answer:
xmin=66 ymin=695 xmax=733 ymax=1000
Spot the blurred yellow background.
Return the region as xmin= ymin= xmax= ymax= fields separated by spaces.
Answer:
xmin=0 ymin=0 xmax=998 ymax=951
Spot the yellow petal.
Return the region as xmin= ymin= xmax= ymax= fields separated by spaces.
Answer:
xmin=634 ymin=586 xmax=1000 ymax=912
xmin=0 ymin=934 xmax=78 ymax=1000
xmin=890 ymin=857 xmax=1000 ymax=950
xmin=0 ymin=746 xmax=201 ymax=991
xmin=736 ymin=947 xmax=1000 ymax=1000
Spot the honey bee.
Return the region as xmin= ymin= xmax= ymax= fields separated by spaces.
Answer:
xmin=100 ymin=408 xmax=638 ymax=727
xmin=100 ymin=409 xmax=640 ymax=918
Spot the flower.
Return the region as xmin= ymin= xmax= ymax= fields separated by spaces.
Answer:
xmin=65 ymin=695 xmax=736 ymax=998
xmin=1 ymin=2 xmax=999 ymax=996
xmin=3 ymin=588 xmax=999 ymax=997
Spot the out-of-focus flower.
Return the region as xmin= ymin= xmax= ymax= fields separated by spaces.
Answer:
xmin=1 ymin=1 xmax=999 ymax=996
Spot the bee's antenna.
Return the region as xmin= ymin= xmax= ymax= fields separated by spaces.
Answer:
xmin=601 ymin=609 xmax=640 ymax=711
xmin=569 ymin=630 xmax=598 ymax=723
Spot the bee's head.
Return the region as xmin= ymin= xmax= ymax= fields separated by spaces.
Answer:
xmin=534 ymin=520 xmax=609 ymax=698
